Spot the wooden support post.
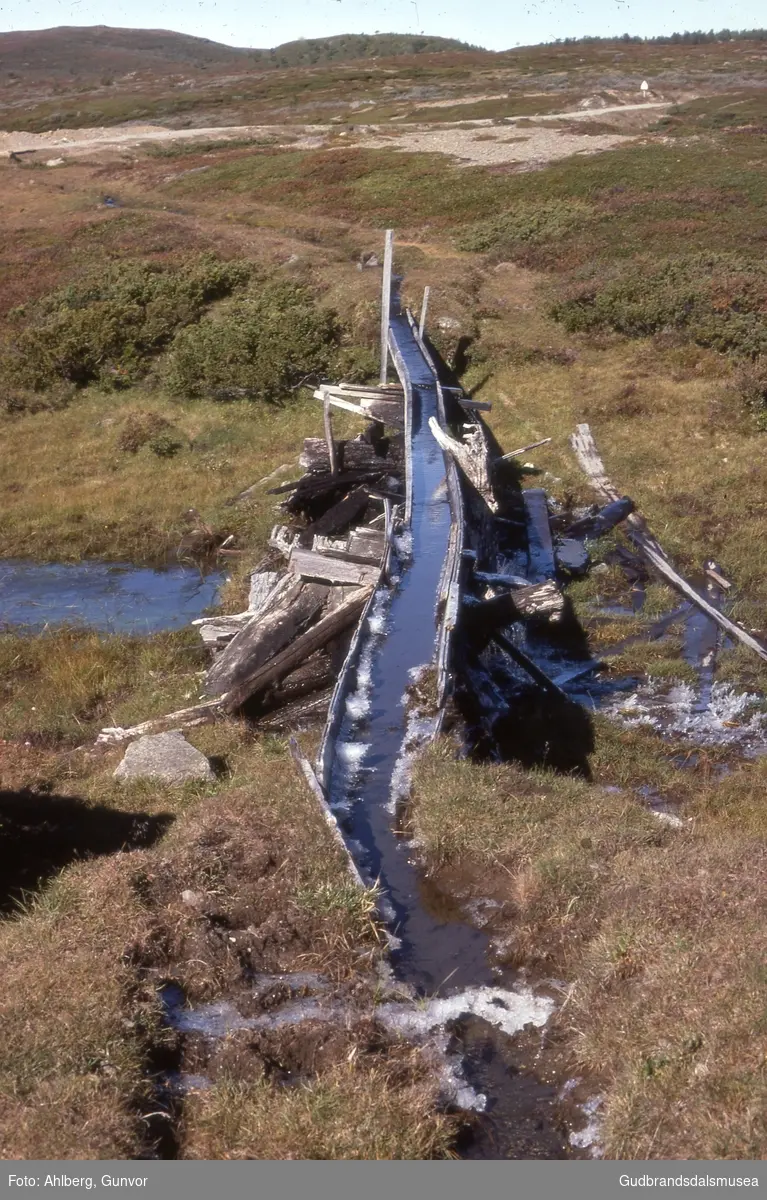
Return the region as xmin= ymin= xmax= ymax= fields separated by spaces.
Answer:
xmin=380 ymin=229 xmax=394 ymax=386
xmin=418 ymin=285 xmax=430 ymax=341
xmin=323 ymin=393 xmax=337 ymax=478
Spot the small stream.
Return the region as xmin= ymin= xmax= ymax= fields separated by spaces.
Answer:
xmin=0 ymin=559 xmax=223 ymax=635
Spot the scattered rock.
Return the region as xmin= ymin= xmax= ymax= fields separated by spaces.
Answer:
xmin=555 ymin=537 xmax=591 ymax=577
xmin=45 ymin=157 xmax=65 ymax=167
xmin=437 ymin=315 xmax=461 ymax=331
xmin=114 ymin=730 xmax=215 ymax=785
xmin=181 ymin=889 xmax=204 ymax=906
xmin=358 ymin=252 xmax=380 ymax=270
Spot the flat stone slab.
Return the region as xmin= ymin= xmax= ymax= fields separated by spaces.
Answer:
xmin=114 ymin=730 xmax=215 ymax=785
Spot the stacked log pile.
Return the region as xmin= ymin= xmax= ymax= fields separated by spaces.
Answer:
xmin=197 ymin=398 xmax=403 ymax=728
xmin=98 ymin=388 xmax=403 ymax=745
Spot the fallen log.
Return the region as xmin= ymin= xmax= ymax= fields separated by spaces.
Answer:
xmin=97 ymin=698 xmax=226 ymax=745
xmin=564 ymin=496 xmax=635 ymax=539
xmin=205 ymin=578 xmax=326 ymax=698
xmin=571 ymin=423 xmax=767 ymax=664
xmin=464 ymin=580 xmax=565 ymax=630
xmin=223 ymin=587 xmax=372 ymax=712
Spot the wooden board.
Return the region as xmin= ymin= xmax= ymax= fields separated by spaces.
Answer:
xmin=290 ymin=546 xmax=380 ymax=588
xmin=522 ymin=488 xmax=556 ymax=583
xmin=571 ymin=423 xmax=767 ymax=663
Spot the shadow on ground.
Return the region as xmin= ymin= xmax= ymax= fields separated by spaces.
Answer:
xmin=0 ymin=788 xmax=173 ymax=912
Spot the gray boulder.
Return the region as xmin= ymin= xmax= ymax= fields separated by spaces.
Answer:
xmin=114 ymin=730 xmax=215 ymax=785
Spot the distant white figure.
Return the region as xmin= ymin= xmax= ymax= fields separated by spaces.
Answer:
xmin=640 ymin=80 xmax=650 ymax=99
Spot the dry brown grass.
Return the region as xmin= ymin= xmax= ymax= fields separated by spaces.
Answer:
xmin=410 ymin=729 xmax=767 ymax=1159
xmin=181 ymin=1057 xmax=453 ymax=1160
xmin=0 ymin=724 xmax=456 ymax=1159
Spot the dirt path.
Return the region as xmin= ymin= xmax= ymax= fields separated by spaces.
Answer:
xmin=0 ymin=99 xmax=673 ymax=163
xmin=0 ymin=122 xmax=328 ymax=157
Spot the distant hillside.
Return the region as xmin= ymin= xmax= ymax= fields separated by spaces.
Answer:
xmin=249 ymin=33 xmax=479 ymax=68
xmin=0 ymin=25 xmax=479 ymax=81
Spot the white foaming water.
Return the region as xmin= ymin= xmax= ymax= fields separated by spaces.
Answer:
xmin=164 ymin=978 xmax=555 ymax=1115
xmin=377 ymin=985 xmax=555 ymax=1040
xmin=344 ymin=589 xmax=390 ymax=722
xmin=393 ymin=529 xmax=414 ymax=562
xmin=336 ymin=741 xmax=372 ymax=789
xmin=388 ymin=710 xmax=439 ymax=814
xmin=568 ymin=1095 xmax=603 ymax=1156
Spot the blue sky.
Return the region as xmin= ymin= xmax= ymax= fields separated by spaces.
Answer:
xmin=1 ymin=0 xmax=764 ymax=52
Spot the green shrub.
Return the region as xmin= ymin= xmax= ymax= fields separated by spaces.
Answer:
xmin=0 ymin=382 xmax=76 ymax=415
xmin=163 ymin=280 xmax=343 ymax=402
xmin=148 ymin=432 xmax=184 ymax=458
xmin=551 ymin=253 xmax=767 ymax=360
xmin=456 ymin=199 xmax=594 ymax=255
xmin=5 ymin=254 xmax=252 ymax=392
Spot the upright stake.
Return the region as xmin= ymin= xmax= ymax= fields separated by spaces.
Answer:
xmin=379 ymin=229 xmax=394 ymax=386
xmin=418 ymin=285 xmax=430 ymax=341
xmin=323 ymin=392 xmax=337 ymax=477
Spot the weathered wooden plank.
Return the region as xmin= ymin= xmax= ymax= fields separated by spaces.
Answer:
xmin=428 ymin=416 xmax=499 ymax=513
xmin=288 ymin=737 xmax=366 ymax=888
xmin=290 ymin=546 xmax=380 ymax=588
xmin=522 ymin=488 xmax=556 ymax=583
xmin=303 ymin=487 xmax=370 ymax=538
xmin=571 ymin=423 xmax=767 ymax=663
xmin=465 ymin=580 xmax=565 ymax=628
xmin=337 ymin=382 xmax=403 ymax=397
xmin=418 ymin=285 xmax=430 ymax=340
xmin=380 ymin=228 xmax=394 ymax=384
xmin=458 ymin=398 xmax=493 ymax=412
xmin=205 ymin=579 xmax=326 ymax=697
xmin=323 ymin=394 xmax=338 ymax=477
xmin=492 ymin=630 xmax=568 ymax=700
xmin=348 ymin=527 xmax=387 ymax=561
xmin=224 ymin=587 xmax=372 ymax=711
xmin=495 ymin=437 xmax=552 ymax=465
xmin=248 ymin=570 xmax=280 ymax=615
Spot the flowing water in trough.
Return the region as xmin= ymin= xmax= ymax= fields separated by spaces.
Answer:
xmin=324 ymin=307 xmax=570 ymax=1156
xmin=329 ymin=310 xmax=494 ymax=993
